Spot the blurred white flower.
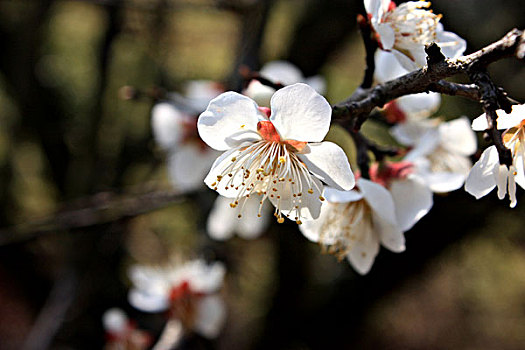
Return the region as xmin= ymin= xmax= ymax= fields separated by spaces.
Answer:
xmin=369 ymin=161 xmax=432 ymax=232
xmin=244 ymin=60 xmax=326 ymax=106
xmin=102 ymin=308 xmax=151 ymax=350
xmin=198 ymin=83 xmax=355 ymax=224
xmin=128 ymin=259 xmax=227 ymax=339
xmin=364 ymin=0 xmax=466 ymax=70
xmin=207 ymin=194 xmax=271 ymax=240
xmin=392 ymin=117 xmax=477 ymax=192
xmin=375 ymin=50 xmax=441 ymax=123
xmin=151 ymin=81 xmax=222 ymax=192
xmin=465 ymin=104 xmax=525 ymax=207
xmin=300 ymin=179 xmax=405 ymax=275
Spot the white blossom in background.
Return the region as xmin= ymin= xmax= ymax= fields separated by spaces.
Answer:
xmin=465 ymin=104 xmax=525 ymax=207
xmin=364 ymin=0 xmax=466 ymax=70
xmin=300 ymin=179 xmax=405 ymax=275
xmin=243 ymin=60 xmax=326 ymax=107
xmin=207 ymin=194 xmax=272 ymax=240
xmin=128 ymin=259 xmax=227 ymax=339
xmin=375 ymin=50 xmax=441 ymax=123
xmin=369 ymin=161 xmax=433 ymax=232
xmin=392 ymin=117 xmax=477 ymax=192
xmin=198 ymin=83 xmax=355 ymax=224
xmin=102 ymin=308 xmax=151 ymax=350
xmin=151 ymin=81 xmax=222 ymax=192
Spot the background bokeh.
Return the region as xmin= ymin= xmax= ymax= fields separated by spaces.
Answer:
xmin=0 ymin=0 xmax=525 ymax=349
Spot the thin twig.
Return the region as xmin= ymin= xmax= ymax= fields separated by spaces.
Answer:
xmin=468 ymin=69 xmax=513 ymax=166
xmin=356 ymin=14 xmax=378 ymax=89
xmin=0 ymin=189 xmax=188 ymax=246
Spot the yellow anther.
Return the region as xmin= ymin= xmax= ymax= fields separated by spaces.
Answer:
xmin=319 ymin=196 xmax=325 ymax=201
xmin=238 ymin=214 xmax=242 ymax=218
xmin=231 ymin=157 xmax=237 ymax=162
xmin=230 ymin=203 xmax=237 ymax=208
xmin=279 ymin=156 xmax=286 ymax=163
xmin=240 ymin=124 xmax=245 ymax=128
xmin=308 ymin=189 xmax=314 ymax=194
xmin=296 ymin=220 xmax=302 ymax=225
xmin=277 ymin=217 xmax=285 ymax=224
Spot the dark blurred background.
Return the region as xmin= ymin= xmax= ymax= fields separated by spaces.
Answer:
xmin=0 ymin=0 xmax=524 ymax=349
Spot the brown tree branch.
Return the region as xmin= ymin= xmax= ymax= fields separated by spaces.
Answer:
xmin=0 ymin=189 xmax=188 ymax=246
xmin=332 ymin=28 xmax=525 ymax=131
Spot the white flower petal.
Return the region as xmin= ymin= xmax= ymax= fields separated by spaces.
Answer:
xmin=375 ymin=50 xmax=409 ymax=83
xmin=347 ymin=229 xmax=380 ymax=275
xmin=260 ymin=61 xmax=304 ymax=85
xmin=323 ymin=186 xmax=363 ymax=203
xmin=128 ymin=288 xmax=169 ymax=313
xmin=391 ymin=119 xmax=435 ymax=146
xmin=365 ymin=0 xmax=390 ymax=20
xmin=465 ymin=146 xmax=499 ymax=199
xmin=185 ymin=80 xmax=223 ymax=112
xmin=208 ymin=194 xmax=270 ymax=240
xmin=392 ymin=49 xmax=421 ymax=72
xmin=497 ymin=164 xmax=509 ymax=199
xmin=128 ymin=265 xmax=168 ymax=294
xmin=298 ymin=142 xmax=355 ymax=191
xmin=389 ymin=176 xmax=433 ymax=231
xmin=404 ymin=128 xmax=440 ymax=161
xmin=168 ymin=144 xmax=220 ymax=192
xmin=194 ymin=295 xmax=226 ymax=339
xmin=237 ymin=196 xmax=271 ymax=239
xmin=269 ymin=172 xmax=324 ymax=221
xmin=203 ymin=146 xmax=251 ymax=198
xmin=376 ymin=23 xmax=395 ymax=50
xmin=270 ymin=83 xmax=331 ymax=142
xmin=514 ymin=152 xmax=525 ymax=190
xmin=495 ymin=104 xmax=525 ymax=129
xmin=298 ymin=216 xmax=323 ymax=243
xmin=423 ymin=172 xmax=466 ymax=193
xmin=395 ymin=93 xmax=441 ymax=119
xmin=373 ymin=213 xmax=406 ymax=253
xmin=243 ymin=80 xmax=274 ymax=107
xmin=207 ymin=196 xmax=239 ymax=241
xmin=186 ymin=261 xmax=226 ymax=294
xmin=358 ymin=179 xmax=398 ymax=227
xmin=439 ymin=117 xmax=477 ymax=156
xmin=509 ymin=166 xmax=517 ymax=208
xmin=151 ymin=102 xmax=187 ymax=150
xmin=198 ymin=92 xmax=262 ymax=151
xmin=472 ymin=113 xmax=489 ymax=131
xmin=435 ymin=30 xmax=467 ymax=59
xmin=103 ymin=308 xmax=128 ymax=333
xmin=304 ymin=75 xmax=326 ymax=94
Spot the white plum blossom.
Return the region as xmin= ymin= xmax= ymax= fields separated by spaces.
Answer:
xmin=369 ymin=161 xmax=433 ymax=232
xmin=392 ymin=117 xmax=477 ymax=192
xmin=364 ymin=0 xmax=466 ymax=70
xmin=151 ymin=81 xmax=222 ymax=192
xmin=198 ymin=83 xmax=355 ymax=224
xmin=128 ymin=259 xmax=227 ymax=339
xmin=465 ymin=104 xmax=525 ymax=207
xmin=207 ymin=194 xmax=271 ymax=240
xmin=300 ymin=179 xmax=405 ymax=275
xmin=102 ymin=308 xmax=151 ymax=350
xmin=243 ymin=60 xmax=326 ymax=107
xmin=375 ymin=50 xmax=441 ymax=123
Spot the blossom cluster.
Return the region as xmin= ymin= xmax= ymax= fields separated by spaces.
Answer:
xmin=146 ymin=0 xmax=523 ymax=279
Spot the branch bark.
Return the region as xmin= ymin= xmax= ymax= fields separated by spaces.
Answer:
xmin=332 ymin=28 xmax=525 ymax=131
